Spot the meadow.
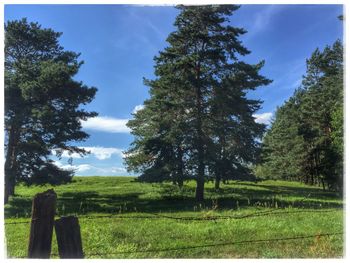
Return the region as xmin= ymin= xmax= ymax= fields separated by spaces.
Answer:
xmin=4 ymin=176 xmax=344 ymax=258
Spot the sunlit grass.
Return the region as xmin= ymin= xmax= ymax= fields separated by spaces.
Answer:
xmin=5 ymin=176 xmax=344 ymax=258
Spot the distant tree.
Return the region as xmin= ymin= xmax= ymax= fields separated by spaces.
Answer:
xmin=5 ymin=19 xmax=97 ymax=203
xmin=125 ymin=5 xmax=271 ymax=201
xmin=259 ymin=91 xmax=307 ymax=182
xmin=259 ymin=40 xmax=343 ymax=191
xmin=330 ymin=101 xmax=343 ymax=190
xmin=331 ymin=103 xmax=343 ymax=156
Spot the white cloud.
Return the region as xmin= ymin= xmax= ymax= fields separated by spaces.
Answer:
xmin=53 ymin=160 xmax=63 ymax=167
xmin=54 ymin=161 xmax=127 ymax=175
xmin=52 ymin=146 xmax=124 ymax=160
xmin=132 ymin=104 xmax=145 ymax=114
xmin=83 ymin=147 xmax=124 ymax=160
xmin=54 ymin=161 xmax=93 ymax=172
xmin=253 ymin=112 xmax=273 ymax=125
xmin=61 ymin=151 xmax=83 ymax=159
xmin=109 ymin=167 xmax=127 ymax=173
xmin=75 ymin=164 xmax=94 ymax=172
xmin=81 ymin=116 xmax=130 ymax=133
xmin=52 ymin=150 xmax=83 ymax=159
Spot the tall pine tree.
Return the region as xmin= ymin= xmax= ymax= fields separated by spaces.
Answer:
xmin=5 ymin=19 xmax=97 ymax=203
xmin=125 ymin=5 xmax=271 ymax=201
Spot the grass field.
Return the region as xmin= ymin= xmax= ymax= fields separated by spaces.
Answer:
xmin=4 ymin=176 xmax=344 ymax=258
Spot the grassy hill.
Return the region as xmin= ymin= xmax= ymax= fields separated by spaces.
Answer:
xmin=5 ymin=176 xmax=343 ymax=258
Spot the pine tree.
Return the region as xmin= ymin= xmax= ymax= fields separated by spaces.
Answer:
xmin=259 ymin=40 xmax=343 ymax=191
xmin=5 ymin=19 xmax=97 ymax=203
xmin=209 ymin=61 xmax=270 ymax=189
xmin=125 ymin=5 xmax=271 ymax=201
xmin=259 ymin=90 xmax=307 ymax=181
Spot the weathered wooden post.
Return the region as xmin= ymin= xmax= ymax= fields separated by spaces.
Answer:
xmin=55 ymin=216 xmax=84 ymax=258
xmin=28 ymin=189 xmax=57 ymax=258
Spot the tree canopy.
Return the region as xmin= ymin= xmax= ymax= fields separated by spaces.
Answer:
xmin=124 ymin=5 xmax=271 ymax=201
xmin=257 ymin=40 xmax=343 ymax=192
xmin=4 ymin=18 xmax=97 ymax=203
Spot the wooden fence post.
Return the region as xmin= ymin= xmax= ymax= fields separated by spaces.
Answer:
xmin=55 ymin=216 xmax=84 ymax=258
xmin=28 ymin=189 xmax=57 ymax=258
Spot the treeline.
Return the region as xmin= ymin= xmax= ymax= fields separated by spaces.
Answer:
xmin=124 ymin=5 xmax=271 ymax=201
xmin=256 ymin=40 xmax=343 ymax=192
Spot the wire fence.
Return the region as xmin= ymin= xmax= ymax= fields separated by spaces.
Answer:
xmin=81 ymin=232 xmax=343 ymax=257
xmin=4 ymin=207 xmax=343 ymax=225
xmin=5 ymin=192 xmax=344 ymax=258
xmin=13 ymin=231 xmax=342 ymax=258
xmin=4 ymin=193 xmax=323 ymax=225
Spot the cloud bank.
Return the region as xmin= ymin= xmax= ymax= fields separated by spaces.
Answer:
xmin=52 ymin=146 xmax=124 ymax=160
xmin=54 ymin=161 xmax=127 ymax=175
xmin=81 ymin=116 xmax=130 ymax=133
xmin=253 ymin=112 xmax=273 ymax=125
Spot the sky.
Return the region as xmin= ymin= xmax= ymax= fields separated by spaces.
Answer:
xmin=4 ymin=4 xmax=343 ymax=176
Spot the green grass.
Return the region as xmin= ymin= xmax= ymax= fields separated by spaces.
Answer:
xmin=5 ymin=176 xmax=344 ymax=258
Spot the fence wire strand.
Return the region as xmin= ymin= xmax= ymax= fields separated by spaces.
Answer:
xmin=12 ymin=231 xmax=342 ymax=258
xmin=4 ymin=193 xmax=329 ymax=225
xmin=82 ymin=232 xmax=343 ymax=257
xmin=5 ymin=208 xmax=342 ymax=225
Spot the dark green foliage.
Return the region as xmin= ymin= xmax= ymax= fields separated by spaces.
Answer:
xmin=4 ymin=18 xmax=97 ymax=202
xmin=330 ymin=103 xmax=343 ymax=156
xmin=125 ymin=5 xmax=271 ymax=200
xmin=259 ymin=40 xmax=343 ymax=192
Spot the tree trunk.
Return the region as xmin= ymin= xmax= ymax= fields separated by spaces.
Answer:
xmin=215 ymin=134 xmax=225 ymax=191
xmin=176 ymin=145 xmax=184 ymax=189
xmin=4 ymin=124 xmax=20 ymax=204
xmin=195 ymin=132 xmax=205 ymax=201
xmin=194 ymin=61 xmax=205 ymax=202
xmin=195 ymin=113 xmax=205 ymax=201
xmin=195 ymin=164 xmax=205 ymax=202
xmin=178 ymin=179 xmax=183 ymax=188
xmin=314 ymin=152 xmax=321 ymax=187
xmin=215 ymin=177 xmax=220 ymax=190
xmin=321 ymin=179 xmax=325 ymax=191
xmin=4 ymin=171 xmax=15 ymax=204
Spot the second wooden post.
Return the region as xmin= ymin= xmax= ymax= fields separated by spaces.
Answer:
xmin=55 ymin=216 xmax=84 ymax=258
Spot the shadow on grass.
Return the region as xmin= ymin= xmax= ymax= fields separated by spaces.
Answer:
xmin=236 ymin=181 xmax=341 ymax=199
xmin=5 ymin=181 xmax=343 ymax=218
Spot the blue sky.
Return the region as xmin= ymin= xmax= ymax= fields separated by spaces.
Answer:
xmin=5 ymin=4 xmax=343 ymax=176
